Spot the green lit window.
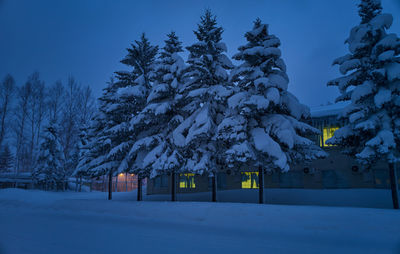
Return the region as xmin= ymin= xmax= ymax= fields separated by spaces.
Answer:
xmin=179 ymin=173 xmax=196 ymax=189
xmin=320 ymin=127 xmax=339 ymax=147
xmin=241 ymin=172 xmax=259 ymax=189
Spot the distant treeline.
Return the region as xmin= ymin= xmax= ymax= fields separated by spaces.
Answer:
xmin=0 ymin=73 xmax=96 ymax=184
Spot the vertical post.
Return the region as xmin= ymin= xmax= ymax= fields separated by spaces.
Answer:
xmin=125 ymin=172 xmax=128 ymax=192
xmin=115 ymin=174 xmax=118 ymax=192
xmin=259 ymin=166 xmax=264 ymax=204
xmin=171 ymin=171 xmax=176 ymax=202
xmin=108 ymin=172 xmax=112 ymax=200
xmin=137 ymin=176 xmax=142 ymax=201
xmin=389 ymin=163 xmax=399 ymax=209
xmin=212 ymin=173 xmax=217 ymax=202
xmin=78 ymin=176 xmax=82 ymax=192
xmin=75 ymin=176 xmax=79 ymax=192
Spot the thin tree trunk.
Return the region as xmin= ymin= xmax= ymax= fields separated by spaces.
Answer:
xmin=389 ymin=163 xmax=399 ymax=209
xmin=75 ymin=176 xmax=78 ymax=192
xmin=137 ymin=177 xmax=142 ymax=201
xmin=16 ymin=114 xmax=26 ymax=174
xmin=171 ymin=172 xmax=176 ymax=202
xmin=29 ymin=107 xmax=36 ymax=172
xmin=212 ymin=173 xmax=217 ymax=202
xmin=108 ymin=172 xmax=112 ymax=200
xmin=78 ymin=176 xmax=82 ymax=192
xmin=36 ymin=89 xmax=45 ymax=147
xmin=259 ymin=166 xmax=264 ymax=204
xmin=0 ymin=96 xmax=9 ymax=148
xmin=89 ymin=179 xmax=92 ymax=192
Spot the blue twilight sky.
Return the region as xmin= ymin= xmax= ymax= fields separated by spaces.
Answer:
xmin=0 ymin=0 xmax=399 ymax=107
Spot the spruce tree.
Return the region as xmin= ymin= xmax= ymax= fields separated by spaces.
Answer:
xmin=33 ymin=122 xmax=65 ymax=191
xmin=327 ymin=0 xmax=400 ymax=209
xmin=172 ymin=10 xmax=234 ymax=202
xmin=220 ymin=19 xmax=325 ymax=202
xmin=0 ymin=144 xmax=14 ymax=173
xmin=78 ymin=110 xmax=112 ymax=195
xmin=72 ymin=123 xmax=91 ymax=191
xmin=107 ymin=33 xmax=158 ymax=200
xmin=130 ymin=32 xmax=186 ymax=201
xmin=79 ymin=34 xmax=157 ymax=200
xmin=79 ymin=77 xmax=127 ymax=199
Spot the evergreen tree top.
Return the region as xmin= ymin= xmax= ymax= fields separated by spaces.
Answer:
xmin=183 ymin=9 xmax=233 ymax=88
xmin=121 ymin=33 xmax=158 ymax=82
xmin=359 ymin=0 xmax=382 ymax=24
xmin=161 ymin=31 xmax=183 ymax=58
xmin=244 ymin=18 xmax=269 ymax=43
xmin=153 ymin=32 xmax=185 ymax=86
xmin=193 ymin=9 xmax=223 ymax=43
xmin=232 ymin=18 xmax=287 ymax=93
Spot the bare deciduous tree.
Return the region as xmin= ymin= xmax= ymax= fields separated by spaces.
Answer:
xmin=48 ymin=80 xmax=64 ymax=123
xmin=15 ymin=80 xmax=32 ymax=173
xmin=0 ymin=74 xmax=16 ymax=148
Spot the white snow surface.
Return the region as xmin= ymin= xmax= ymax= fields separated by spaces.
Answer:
xmin=310 ymin=102 xmax=350 ymax=118
xmin=0 ymin=188 xmax=400 ymax=254
xmin=374 ymin=88 xmax=391 ymax=108
xmin=251 ymin=128 xmax=287 ymax=170
xmin=387 ymin=62 xmax=400 ymax=81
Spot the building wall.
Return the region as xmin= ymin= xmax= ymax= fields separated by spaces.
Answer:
xmin=147 ymin=163 xmax=400 ymax=195
xmin=91 ymin=173 xmax=139 ymax=192
xmin=146 ymin=112 xmax=400 ymax=195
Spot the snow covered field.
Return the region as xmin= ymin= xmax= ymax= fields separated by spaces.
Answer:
xmin=0 ymin=188 xmax=400 ymax=254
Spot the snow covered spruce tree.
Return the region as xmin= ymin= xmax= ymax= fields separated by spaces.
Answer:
xmin=172 ymin=10 xmax=234 ymax=202
xmin=72 ymin=124 xmax=92 ymax=192
xmin=33 ymin=122 xmax=66 ymax=191
xmin=76 ymin=77 xmax=125 ymax=200
xmin=327 ymin=0 xmax=400 ymax=209
xmin=76 ymin=109 xmax=112 ymax=197
xmin=108 ymin=33 xmax=158 ymax=201
xmin=128 ymin=32 xmax=185 ymax=201
xmin=221 ymin=19 xmax=325 ymax=203
xmin=78 ymin=35 xmax=157 ymax=200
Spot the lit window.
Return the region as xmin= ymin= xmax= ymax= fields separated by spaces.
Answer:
xmin=179 ymin=173 xmax=196 ymax=189
xmin=320 ymin=127 xmax=339 ymax=147
xmin=241 ymin=172 xmax=259 ymax=189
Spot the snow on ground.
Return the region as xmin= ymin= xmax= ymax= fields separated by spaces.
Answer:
xmin=0 ymin=188 xmax=399 ymax=254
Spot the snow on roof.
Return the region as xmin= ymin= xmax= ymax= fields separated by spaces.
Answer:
xmin=310 ymin=102 xmax=349 ymax=118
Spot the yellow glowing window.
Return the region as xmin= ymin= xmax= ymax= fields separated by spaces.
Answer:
xmin=320 ymin=127 xmax=339 ymax=147
xmin=179 ymin=173 xmax=196 ymax=189
xmin=241 ymin=172 xmax=259 ymax=189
